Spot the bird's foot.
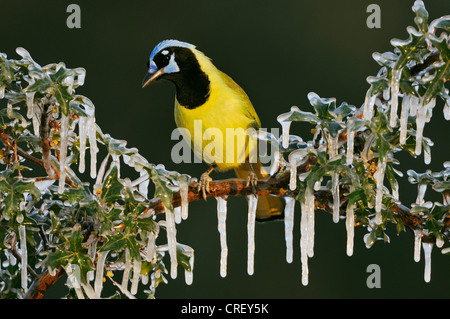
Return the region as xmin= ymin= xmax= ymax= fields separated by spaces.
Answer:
xmin=198 ymin=172 xmax=213 ymax=200
xmin=246 ymin=170 xmax=258 ymax=192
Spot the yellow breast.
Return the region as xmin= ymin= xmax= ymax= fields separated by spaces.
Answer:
xmin=174 ymin=50 xmax=260 ymax=171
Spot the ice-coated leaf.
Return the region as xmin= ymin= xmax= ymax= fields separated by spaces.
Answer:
xmin=101 ymin=165 xmax=124 ymax=203
xmin=307 ymin=92 xmax=335 ymax=121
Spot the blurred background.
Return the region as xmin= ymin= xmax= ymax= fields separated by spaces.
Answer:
xmin=1 ymin=0 xmax=449 ymax=298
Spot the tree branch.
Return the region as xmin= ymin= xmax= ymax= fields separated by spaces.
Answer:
xmin=144 ymin=156 xmax=439 ymax=244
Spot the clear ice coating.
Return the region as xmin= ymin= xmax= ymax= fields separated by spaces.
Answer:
xmin=331 ymin=172 xmax=340 ymax=223
xmin=58 ymin=113 xmax=69 ymax=194
xmin=415 ymin=98 xmax=436 ymax=157
xmin=121 ymin=249 xmax=131 ymax=290
xmin=179 ymin=179 xmax=189 ymax=220
xmin=289 ymin=157 xmax=297 ymax=191
xmin=389 ymin=69 xmax=401 ymax=128
xmin=399 ymin=94 xmax=411 ymax=144
xmin=131 ymin=259 xmax=141 ymax=295
xmin=247 ymin=194 xmax=258 ymax=275
xmin=374 ymin=158 xmax=386 ymax=225
xmin=78 ymin=116 xmax=88 ymax=173
xmin=363 ymin=91 xmax=376 ymax=121
xmin=299 ymin=201 xmax=309 ymax=286
xmin=284 ymin=197 xmax=295 ymax=264
xmin=277 ymin=106 xmax=300 ymax=149
xmin=19 ymin=225 xmax=27 ymax=290
xmin=25 ymin=92 xmax=35 ymax=119
xmin=305 ymin=185 xmax=315 ymax=258
xmin=346 ymin=119 xmax=355 ymax=166
xmin=422 ymin=242 xmax=433 ymax=283
xmin=216 ymin=196 xmax=228 ymax=277
xmin=346 ymin=199 xmax=355 ymax=257
xmin=94 ymin=251 xmax=108 ymax=298
xmin=165 ymin=207 xmax=178 ymax=279
xmin=414 ymin=229 xmax=422 ymax=262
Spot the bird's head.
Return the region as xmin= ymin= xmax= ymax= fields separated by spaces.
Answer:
xmin=141 ymin=39 xmax=197 ymax=88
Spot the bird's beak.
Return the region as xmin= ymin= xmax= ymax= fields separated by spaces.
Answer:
xmin=142 ymin=68 xmax=165 ymax=88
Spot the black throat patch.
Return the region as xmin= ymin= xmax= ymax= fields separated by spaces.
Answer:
xmin=160 ymin=47 xmax=210 ymax=109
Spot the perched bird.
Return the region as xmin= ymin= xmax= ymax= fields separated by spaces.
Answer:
xmin=142 ymin=39 xmax=283 ymax=221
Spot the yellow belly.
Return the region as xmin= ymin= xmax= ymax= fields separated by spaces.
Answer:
xmin=174 ymin=74 xmax=260 ymax=171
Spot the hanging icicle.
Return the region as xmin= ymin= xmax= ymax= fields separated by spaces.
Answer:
xmin=58 ymin=113 xmax=69 ymax=194
xmin=389 ymin=69 xmax=401 ymax=128
xmin=165 ymin=207 xmax=178 ymax=279
xmin=374 ymin=158 xmax=386 ymax=225
xmin=19 ymin=225 xmax=27 ymax=291
xmin=247 ymin=194 xmax=258 ymax=275
xmin=422 ymin=242 xmax=433 ymax=283
xmin=284 ymin=197 xmax=295 ymax=263
xmin=299 ymin=201 xmax=309 ymax=286
xmin=216 ymin=196 xmax=228 ymax=277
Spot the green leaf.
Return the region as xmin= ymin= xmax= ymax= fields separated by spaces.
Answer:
xmin=24 ymin=77 xmax=52 ymax=93
xmin=49 ymin=66 xmax=72 ymax=83
xmin=151 ymin=174 xmax=174 ymax=211
xmin=425 ymin=216 xmax=444 ymax=243
xmin=100 ymin=233 xmax=141 ymax=260
xmin=177 ymin=245 xmax=192 ymax=272
xmin=423 ymin=35 xmax=450 ymax=105
xmin=53 ymin=84 xmax=72 ymax=115
xmin=308 ymin=93 xmax=335 ymax=121
xmin=101 ymin=165 xmax=124 ymax=203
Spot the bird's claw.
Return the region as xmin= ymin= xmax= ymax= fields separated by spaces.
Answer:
xmin=198 ymin=172 xmax=213 ymax=200
xmin=246 ymin=170 xmax=258 ymax=192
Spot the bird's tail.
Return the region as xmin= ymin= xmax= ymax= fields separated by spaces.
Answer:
xmin=234 ymin=160 xmax=284 ymax=221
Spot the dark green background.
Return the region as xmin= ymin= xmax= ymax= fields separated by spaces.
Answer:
xmin=2 ymin=0 xmax=450 ymax=298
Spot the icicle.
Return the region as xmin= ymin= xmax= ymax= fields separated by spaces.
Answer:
xmin=422 ymin=242 xmax=433 ymax=283
xmin=179 ymin=179 xmax=189 ymax=220
xmin=346 ymin=120 xmax=355 ymax=165
xmin=121 ymin=248 xmax=131 ymax=290
xmin=66 ymin=264 xmax=84 ymax=299
xmin=247 ymin=194 xmax=258 ymax=275
xmin=216 ymin=196 xmax=228 ymax=277
xmin=300 ymin=201 xmax=309 ymax=286
xmin=389 ymin=69 xmax=401 ymax=127
xmin=0 ymin=86 xmax=4 ymax=99
xmin=78 ymin=116 xmax=88 ymax=173
xmin=174 ymin=206 xmax=182 ymax=224
xmin=374 ymin=158 xmax=386 ymax=225
xmin=444 ymin=98 xmax=450 ymax=120
xmin=165 ymin=207 xmax=178 ymax=279
xmin=280 ymin=121 xmax=292 ymax=149
xmin=305 ymin=186 xmax=315 ymax=258
xmin=178 ymin=245 xmax=194 ymax=285
xmin=416 ymin=183 xmax=427 ymax=206
xmin=284 ymin=197 xmax=295 ymax=263
xmin=363 ymin=91 xmax=376 ymax=121
xmin=289 ymin=157 xmax=297 ymax=191
xmin=146 ymin=232 xmax=156 ymax=263
xmin=270 ymin=150 xmax=281 ymax=176
xmin=409 ymin=95 xmax=419 ymax=116
xmin=414 ymin=229 xmax=422 ymax=262
xmin=331 ymin=173 xmax=340 ymax=223
xmin=19 ymin=225 xmax=27 ymax=291
xmin=346 ymin=200 xmax=355 ymax=257
xmin=25 ymin=92 xmax=35 ymax=119
xmin=58 ymin=113 xmax=69 ymax=194
xmin=94 ymin=251 xmax=108 ymax=298
xmin=415 ymin=98 xmax=435 ymax=156
xmin=130 ymin=259 xmax=141 ymax=295
xmin=88 ymin=115 xmax=98 ymax=179
xmin=399 ymin=94 xmax=411 ymax=144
